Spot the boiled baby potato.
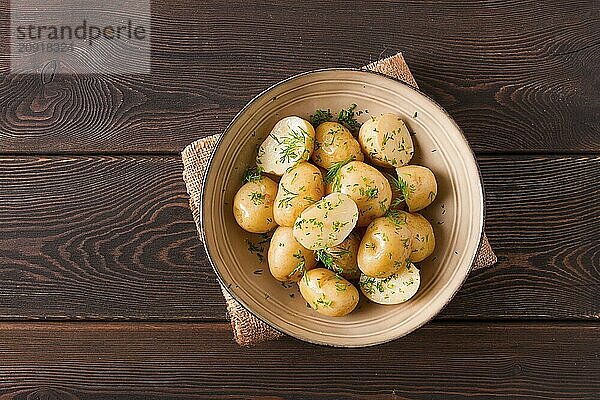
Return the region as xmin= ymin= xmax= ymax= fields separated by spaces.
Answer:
xmin=359 ymin=263 xmax=420 ymax=305
xmin=395 ymin=165 xmax=438 ymax=212
xmin=357 ymin=213 xmax=413 ymax=278
xmin=233 ymin=176 xmax=278 ymax=233
xmin=328 ymin=161 xmax=392 ymax=227
xmin=256 ymin=116 xmax=315 ymax=176
xmin=274 ymin=162 xmax=325 ymax=227
xmin=397 ymin=210 xmax=435 ymax=262
xmin=293 ymin=192 xmax=358 ymax=250
xmin=316 ymin=231 xmax=361 ymax=281
xmin=358 ymin=113 xmax=414 ymax=168
xmin=312 ymin=122 xmax=364 ymax=169
xmin=268 ymin=226 xmax=317 ymax=282
xmin=299 ymin=268 xmax=359 ymax=317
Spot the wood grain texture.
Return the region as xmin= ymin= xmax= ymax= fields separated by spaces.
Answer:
xmin=0 ymin=155 xmax=597 ymax=320
xmin=0 ymin=0 xmax=598 ymax=153
xmin=0 ymin=322 xmax=597 ymax=399
xmin=0 ymin=155 xmax=219 ymax=320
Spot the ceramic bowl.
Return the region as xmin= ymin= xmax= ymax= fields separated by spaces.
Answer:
xmin=201 ymin=69 xmax=484 ymax=347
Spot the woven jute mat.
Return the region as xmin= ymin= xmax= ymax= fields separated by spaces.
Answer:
xmin=182 ymin=53 xmax=497 ymax=346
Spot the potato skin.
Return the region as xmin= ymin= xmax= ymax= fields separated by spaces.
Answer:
xmin=357 ymin=215 xmax=413 ymax=278
xmin=299 ymin=268 xmax=359 ymax=317
xmin=233 ymin=176 xmax=278 ymax=233
xmin=328 ymin=161 xmax=392 ymax=227
xmin=316 ymin=231 xmax=361 ymax=281
xmin=268 ymin=226 xmax=317 ymax=282
xmin=395 ymin=165 xmax=438 ymax=212
xmin=273 ymin=162 xmax=324 ymax=227
xmin=400 ymin=211 xmax=435 ymax=262
xmin=312 ymin=122 xmax=364 ymax=169
xmin=359 ymin=113 xmax=414 ymax=168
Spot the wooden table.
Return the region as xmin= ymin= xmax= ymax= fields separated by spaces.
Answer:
xmin=1 ymin=1 xmax=599 ymax=398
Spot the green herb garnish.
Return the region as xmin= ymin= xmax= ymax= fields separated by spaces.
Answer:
xmin=310 ymin=109 xmax=333 ymax=127
xmin=335 ymin=282 xmax=347 ymax=292
xmin=242 ymin=166 xmax=263 ymax=184
xmin=360 ymin=186 xmax=379 ymax=200
xmin=291 ymin=250 xmax=309 ymax=283
xmin=314 ymin=293 xmax=333 ymax=309
xmin=245 ymin=239 xmax=265 ymax=262
xmin=248 ymin=191 xmax=265 ymax=205
xmin=277 ymin=184 xmax=298 ymax=208
xmin=271 ymin=127 xmax=310 ymax=165
xmin=385 ymin=209 xmax=408 ymax=227
xmin=337 ymin=103 xmax=361 ymax=134
xmin=325 ymin=156 xmax=354 ymax=192
xmin=388 ymin=174 xmax=415 ymax=205
xmin=359 ymin=276 xmax=386 ymax=294
xmin=316 ymin=247 xmax=351 ymax=275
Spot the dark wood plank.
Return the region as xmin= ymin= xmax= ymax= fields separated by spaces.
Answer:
xmin=0 ymin=155 xmax=220 ymax=320
xmin=0 ymin=322 xmax=597 ymax=399
xmin=444 ymin=155 xmax=600 ymax=319
xmin=0 ymin=155 xmax=597 ymax=320
xmin=0 ymin=0 xmax=598 ymax=153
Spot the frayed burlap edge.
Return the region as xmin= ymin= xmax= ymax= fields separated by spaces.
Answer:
xmin=181 ymin=52 xmax=496 ymax=346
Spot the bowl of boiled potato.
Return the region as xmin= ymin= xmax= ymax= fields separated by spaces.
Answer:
xmin=201 ymin=69 xmax=484 ymax=347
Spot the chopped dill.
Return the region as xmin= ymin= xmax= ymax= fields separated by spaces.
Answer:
xmin=310 ymin=109 xmax=333 ymax=127
xmin=291 ymin=250 xmax=309 ymax=284
xmin=248 ymin=191 xmax=265 ymax=205
xmin=274 ymin=127 xmax=310 ymax=164
xmin=388 ymin=174 xmax=415 ymax=202
xmin=337 ymin=103 xmax=361 ymax=134
xmin=360 ymin=185 xmax=379 ymax=200
xmin=242 ymin=165 xmax=263 ymax=184
xmin=335 ymin=282 xmax=347 ymax=292
xmin=277 ymin=184 xmax=298 ymax=208
xmin=245 ymin=239 xmax=265 ymax=263
xmin=309 ymin=104 xmax=362 ymax=134
xmin=316 ymin=247 xmax=351 ymax=275
xmin=385 ymin=209 xmax=408 ymax=227
xmin=325 ymin=156 xmax=354 ymax=192
xmin=332 ymin=220 xmax=349 ymax=232
xmin=314 ymin=293 xmax=333 ymax=309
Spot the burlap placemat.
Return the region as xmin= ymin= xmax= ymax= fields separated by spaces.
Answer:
xmin=182 ymin=53 xmax=497 ymax=346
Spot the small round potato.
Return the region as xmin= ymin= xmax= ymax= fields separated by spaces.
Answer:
xmin=233 ymin=176 xmax=278 ymax=233
xmin=256 ymin=116 xmax=315 ymax=176
xmin=395 ymin=165 xmax=438 ymax=212
xmin=328 ymin=161 xmax=392 ymax=227
xmin=399 ymin=211 xmax=435 ymax=262
xmin=359 ymin=113 xmax=414 ymax=168
xmin=293 ymin=192 xmax=358 ymax=250
xmin=316 ymin=231 xmax=361 ymax=281
xmin=357 ymin=214 xmax=413 ymax=278
xmin=268 ymin=226 xmax=317 ymax=282
xmin=299 ymin=268 xmax=359 ymax=317
xmin=359 ymin=263 xmax=420 ymax=305
xmin=274 ymin=162 xmax=325 ymax=227
xmin=312 ymin=122 xmax=364 ymax=169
